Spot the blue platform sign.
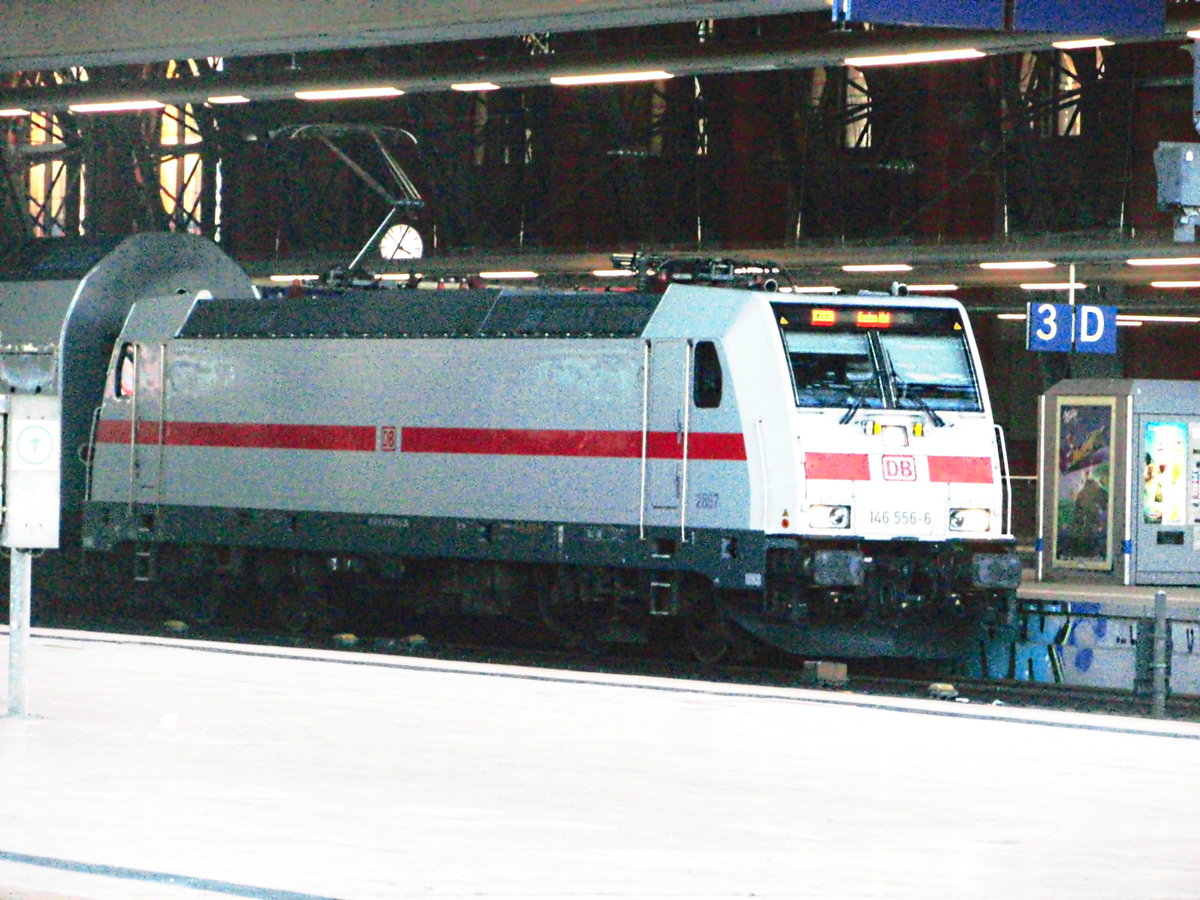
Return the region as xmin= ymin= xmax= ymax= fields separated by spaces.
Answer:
xmin=1075 ymin=304 xmax=1118 ymax=354
xmin=840 ymin=0 xmax=1003 ymax=29
xmin=1027 ymin=303 xmax=1117 ymax=354
xmin=1013 ymin=0 xmax=1163 ymax=37
xmin=843 ymin=0 xmax=1163 ymax=36
xmin=1027 ymin=302 xmax=1074 ymax=352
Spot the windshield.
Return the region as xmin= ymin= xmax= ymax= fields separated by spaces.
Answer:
xmin=775 ymin=303 xmax=983 ymax=412
xmin=878 ymin=334 xmax=980 ymax=410
xmin=785 ymin=331 xmax=884 ymax=409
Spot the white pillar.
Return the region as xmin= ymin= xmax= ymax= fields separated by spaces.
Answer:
xmin=7 ymin=548 xmax=32 ymax=717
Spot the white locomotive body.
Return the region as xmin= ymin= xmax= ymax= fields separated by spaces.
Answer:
xmin=82 ymin=284 xmax=1019 ymax=658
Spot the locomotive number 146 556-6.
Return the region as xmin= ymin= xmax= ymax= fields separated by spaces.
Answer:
xmin=868 ymin=509 xmax=933 ymax=527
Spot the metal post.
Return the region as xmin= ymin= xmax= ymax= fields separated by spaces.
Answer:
xmin=1152 ymin=589 xmax=1168 ymax=719
xmin=7 ymin=548 xmax=32 ymax=717
xmin=1068 ymin=263 xmax=1077 ymax=354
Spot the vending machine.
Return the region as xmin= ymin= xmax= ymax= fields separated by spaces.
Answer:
xmin=1039 ymin=379 xmax=1200 ymax=585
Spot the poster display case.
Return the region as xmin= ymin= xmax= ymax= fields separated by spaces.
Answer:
xmin=1051 ymin=397 xmax=1115 ymax=571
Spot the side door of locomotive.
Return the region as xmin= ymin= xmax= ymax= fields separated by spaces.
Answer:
xmin=126 ymin=341 xmax=167 ymax=510
xmin=644 ymin=338 xmax=689 ymax=522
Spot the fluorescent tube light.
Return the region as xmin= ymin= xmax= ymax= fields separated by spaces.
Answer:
xmin=1052 ymin=38 xmax=1114 ymax=50
xmin=479 ymin=270 xmax=538 ymax=279
xmin=68 ymin=100 xmax=165 ymax=113
xmin=1007 ymin=315 xmax=1150 ymax=329
xmin=788 ymin=286 xmax=840 ymax=293
xmin=1019 ymin=282 xmax=1086 ymax=291
xmin=208 ymin=95 xmax=250 ymax=105
xmin=845 ymin=49 xmax=985 ymax=68
xmin=1118 ymin=315 xmax=1200 ymax=323
xmin=979 ymin=260 xmax=1055 ymax=270
xmin=1150 ymin=280 xmax=1200 ymax=288
xmin=551 ymin=71 xmax=673 ymax=86
xmin=592 ymin=269 xmax=635 ymax=277
xmin=0 ymin=108 xmax=30 ymax=117
xmin=1127 ymin=257 xmax=1200 ymax=266
xmin=907 ymin=284 xmax=958 ymax=292
xmin=452 ymin=82 xmax=501 ymax=92
xmin=269 ymin=274 xmax=319 ymax=282
xmin=294 ymin=86 xmax=403 ymax=100
xmin=841 ymin=263 xmax=912 ymax=273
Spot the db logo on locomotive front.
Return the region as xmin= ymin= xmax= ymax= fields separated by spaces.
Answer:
xmin=881 ymin=455 xmax=918 ymax=481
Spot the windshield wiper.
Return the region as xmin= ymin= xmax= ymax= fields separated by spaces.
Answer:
xmin=880 ymin=345 xmax=946 ymax=428
xmin=893 ymin=379 xmax=945 ymax=427
xmin=838 ymin=378 xmax=876 ymax=425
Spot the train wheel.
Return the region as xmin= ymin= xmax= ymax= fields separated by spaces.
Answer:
xmin=537 ymin=567 xmax=601 ymax=652
xmin=684 ymin=613 xmax=732 ymax=665
xmin=122 ymin=578 xmax=166 ymax=620
xmin=274 ymin=556 xmax=336 ymax=635
xmin=188 ymin=572 xmax=226 ymax=626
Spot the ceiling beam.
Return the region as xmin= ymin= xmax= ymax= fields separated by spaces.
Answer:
xmin=0 ymin=0 xmax=829 ymax=75
xmin=4 ymin=21 xmax=1199 ymax=114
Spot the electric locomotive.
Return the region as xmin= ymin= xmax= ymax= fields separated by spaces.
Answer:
xmin=78 ymin=281 xmax=1020 ymax=660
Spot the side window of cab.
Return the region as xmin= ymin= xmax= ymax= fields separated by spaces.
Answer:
xmin=693 ymin=340 xmax=723 ymax=409
xmin=114 ymin=342 xmax=136 ymax=399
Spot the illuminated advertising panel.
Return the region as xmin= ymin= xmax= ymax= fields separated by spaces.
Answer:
xmin=1143 ymin=421 xmax=1188 ymax=526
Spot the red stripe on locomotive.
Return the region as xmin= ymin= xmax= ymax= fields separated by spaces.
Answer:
xmin=401 ymin=427 xmax=744 ymax=460
xmin=927 ymin=455 xmax=994 ymax=484
xmin=805 ymin=452 xmax=993 ymax=483
xmin=95 ymin=419 xmax=376 ymax=451
xmin=95 ymin=420 xmax=747 ymax=461
xmin=804 ymin=452 xmax=870 ymax=480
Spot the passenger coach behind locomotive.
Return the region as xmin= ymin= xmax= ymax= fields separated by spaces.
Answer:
xmin=82 ymin=283 xmax=1020 ymax=659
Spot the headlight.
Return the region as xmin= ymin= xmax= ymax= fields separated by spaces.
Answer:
xmin=809 ymin=504 xmax=851 ymax=529
xmin=949 ymin=508 xmax=991 ymax=532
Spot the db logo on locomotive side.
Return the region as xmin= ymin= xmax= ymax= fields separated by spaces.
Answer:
xmin=380 ymin=426 xmax=398 ymax=452
xmin=881 ymin=455 xmax=917 ymax=481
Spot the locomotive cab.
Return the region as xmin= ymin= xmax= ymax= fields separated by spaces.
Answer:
xmin=722 ymin=292 xmax=1021 ymax=657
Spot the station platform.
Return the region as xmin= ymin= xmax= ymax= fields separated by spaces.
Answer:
xmin=995 ymin=572 xmax=1200 ymax=692
xmin=2 ymin=628 xmax=1199 ymax=899
xmin=1019 ymin=572 xmax=1200 ymax=617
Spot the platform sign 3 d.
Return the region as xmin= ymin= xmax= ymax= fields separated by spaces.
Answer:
xmin=1026 ymin=303 xmax=1117 ymax=355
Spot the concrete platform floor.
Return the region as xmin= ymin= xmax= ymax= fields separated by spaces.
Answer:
xmin=2 ymin=628 xmax=1199 ymax=899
